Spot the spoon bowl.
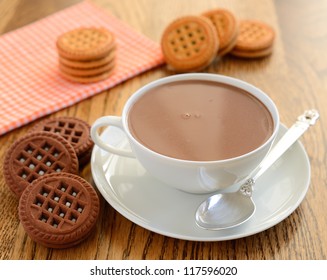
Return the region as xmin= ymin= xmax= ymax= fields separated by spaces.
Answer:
xmin=195 ymin=110 xmax=319 ymax=230
xmin=196 ymin=191 xmax=256 ymax=230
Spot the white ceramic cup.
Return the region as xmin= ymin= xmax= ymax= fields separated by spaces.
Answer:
xmin=91 ymin=73 xmax=279 ymax=194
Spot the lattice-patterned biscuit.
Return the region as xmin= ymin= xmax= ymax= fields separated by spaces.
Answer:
xmin=56 ymin=27 xmax=116 ymax=61
xmin=18 ymin=173 xmax=100 ymax=248
xmin=233 ymin=20 xmax=275 ymax=52
xmin=161 ymin=15 xmax=219 ymax=72
xmin=30 ymin=117 xmax=94 ymax=166
xmin=202 ymin=8 xmax=238 ymax=55
xmin=3 ymin=132 xmax=79 ymax=198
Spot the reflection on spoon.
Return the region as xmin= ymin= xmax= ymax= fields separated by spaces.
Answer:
xmin=195 ymin=109 xmax=319 ymax=230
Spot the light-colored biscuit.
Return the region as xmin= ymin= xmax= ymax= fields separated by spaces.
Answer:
xmin=56 ymin=27 xmax=116 ymax=61
xmin=217 ymin=29 xmax=238 ymax=56
xmin=202 ymin=8 xmax=238 ymax=54
xmin=59 ymin=67 xmax=115 ymax=84
xmin=233 ymin=20 xmax=275 ymax=52
xmin=161 ymin=15 xmax=219 ymax=72
xmin=59 ymin=59 xmax=115 ymax=77
xmin=59 ymin=48 xmax=116 ymax=69
xmin=230 ymin=45 xmax=273 ymax=58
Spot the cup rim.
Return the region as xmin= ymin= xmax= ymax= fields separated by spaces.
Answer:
xmin=122 ymin=73 xmax=280 ymax=165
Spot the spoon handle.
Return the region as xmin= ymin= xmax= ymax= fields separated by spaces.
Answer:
xmin=252 ymin=109 xmax=319 ymax=181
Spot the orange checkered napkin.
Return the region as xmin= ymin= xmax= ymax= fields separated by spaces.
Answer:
xmin=0 ymin=1 xmax=164 ymax=135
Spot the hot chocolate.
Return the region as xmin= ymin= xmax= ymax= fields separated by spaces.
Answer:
xmin=128 ymin=80 xmax=274 ymax=161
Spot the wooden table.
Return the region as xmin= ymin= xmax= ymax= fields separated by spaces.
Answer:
xmin=0 ymin=0 xmax=326 ymax=260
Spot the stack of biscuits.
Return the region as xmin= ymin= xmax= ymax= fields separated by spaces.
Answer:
xmin=2 ymin=116 xmax=100 ymax=248
xmin=160 ymin=8 xmax=275 ymax=72
xmin=56 ymin=27 xmax=116 ymax=83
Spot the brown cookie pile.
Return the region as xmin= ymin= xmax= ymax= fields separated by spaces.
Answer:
xmin=56 ymin=27 xmax=116 ymax=83
xmin=3 ymin=116 xmax=99 ymax=248
xmin=161 ymin=8 xmax=275 ymax=72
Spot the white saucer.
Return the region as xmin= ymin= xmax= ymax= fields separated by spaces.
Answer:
xmin=91 ymin=124 xmax=311 ymax=241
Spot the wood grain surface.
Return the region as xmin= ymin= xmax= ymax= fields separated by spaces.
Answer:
xmin=0 ymin=0 xmax=326 ymax=260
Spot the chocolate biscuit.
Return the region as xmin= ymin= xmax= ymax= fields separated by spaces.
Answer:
xmin=3 ymin=132 xmax=79 ymax=198
xmin=18 ymin=172 xmax=100 ymax=248
xmin=30 ymin=117 xmax=94 ymax=167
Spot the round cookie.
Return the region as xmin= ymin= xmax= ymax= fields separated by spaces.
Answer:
xmin=202 ymin=8 xmax=238 ymax=55
xmin=232 ymin=20 xmax=275 ymax=52
xmin=56 ymin=27 xmax=116 ymax=61
xmin=161 ymin=15 xmax=219 ymax=72
xmin=18 ymin=173 xmax=100 ymax=248
xmin=30 ymin=117 xmax=94 ymax=166
xmin=3 ymin=132 xmax=79 ymax=198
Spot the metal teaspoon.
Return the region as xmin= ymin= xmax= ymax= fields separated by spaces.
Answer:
xmin=195 ymin=109 xmax=319 ymax=230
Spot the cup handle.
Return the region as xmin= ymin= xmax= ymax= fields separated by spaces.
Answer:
xmin=91 ymin=116 xmax=136 ymax=158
